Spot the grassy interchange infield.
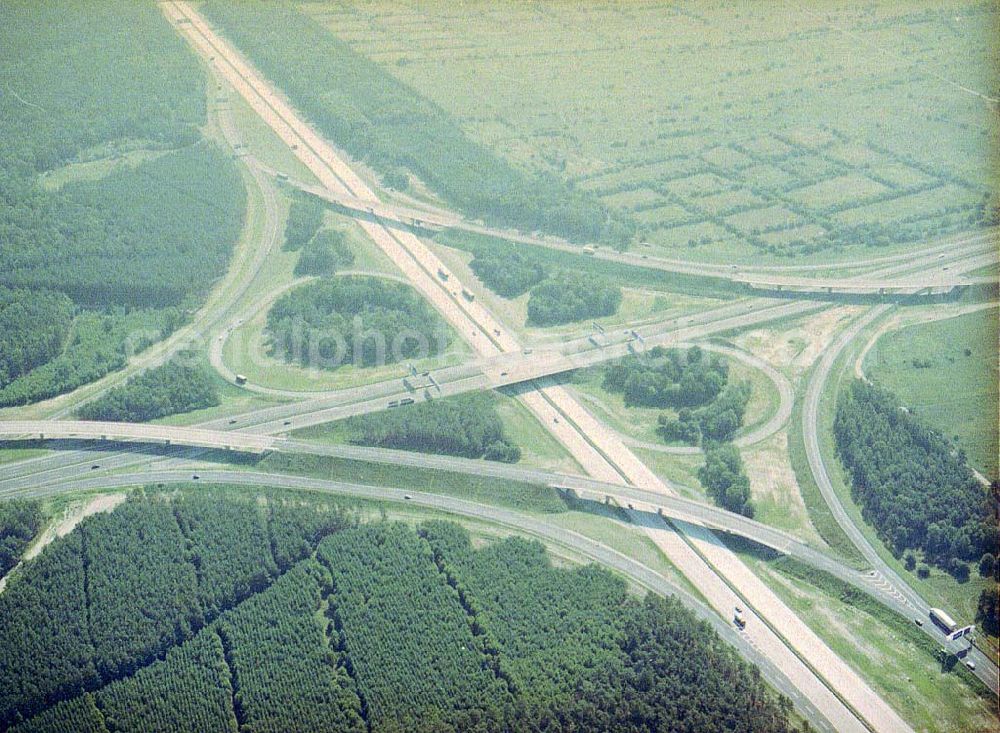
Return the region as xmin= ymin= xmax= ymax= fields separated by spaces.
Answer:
xmin=862 ymin=306 xmax=999 ymax=480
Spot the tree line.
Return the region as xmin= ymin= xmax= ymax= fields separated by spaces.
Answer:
xmin=697 ymin=442 xmax=755 ymax=517
xmin=835 ymin=379 xmax=997 ymax=578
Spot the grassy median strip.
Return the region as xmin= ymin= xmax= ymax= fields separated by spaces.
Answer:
xmin=255 ymin=451 xmax=567 ymax=514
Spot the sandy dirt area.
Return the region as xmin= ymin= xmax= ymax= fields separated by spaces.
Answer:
xmin=0 ymin=493 xmax=126 ymax=594
xmin=735 ymin=306 xmax=861 ymax=379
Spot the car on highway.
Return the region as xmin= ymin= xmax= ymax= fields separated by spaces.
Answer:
xmin=734 ymin=606 xmax=746 ymax=628
xmin=404 ymin=494 xmax=413 ymax=500
xmin=91 ymin=464 xmax=100 ymax=470
xmin=283 ymin=420 xmax=291 ymax=426
xmin=192 ymin=474 xmax=200 ymax=480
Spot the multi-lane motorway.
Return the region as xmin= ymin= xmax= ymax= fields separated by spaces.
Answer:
xmin=159 ymin=7 xmax=917 ymax=726
xmin=0 ymin=3 xmax=995 ymax=732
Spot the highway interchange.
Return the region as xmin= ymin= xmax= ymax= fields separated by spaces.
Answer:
xmin=0 ymin=2 xmax=996 ymax=731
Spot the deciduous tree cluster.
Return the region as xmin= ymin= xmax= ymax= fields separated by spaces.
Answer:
xmin=346 ymin=394 xmax=521 ymax=462
xmin=76 ymin=360 xmax=219 ymax=423
xmin=835 ymin=379 xmax=997 ymax=576
xmin=697 ymin=442 xmax=755 ymax=517
xmin=527 ymin=271 xmax=622 ymax=326
xmin=294 ymin=229 xmax=355 ymax=276
xmin=469 ymin=250 xmax=547 ymax=298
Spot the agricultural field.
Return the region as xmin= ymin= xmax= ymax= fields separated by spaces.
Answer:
xmin=300 ymin=0 xmax=998 ymax=263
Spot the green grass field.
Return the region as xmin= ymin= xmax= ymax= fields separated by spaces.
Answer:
xmin=255 ymin=451 xmax=568 ymax=515
xmin=301 ymin=0 xmax=997 ymax=264
xmin=864 ymin=307 xmax=998 ymax=479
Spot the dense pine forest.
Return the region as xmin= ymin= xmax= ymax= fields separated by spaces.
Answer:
xmin=0 ymin=499 xmax=43 ymax=577
xmin=0 ymin=0 xmax=244 ymax=405
xmin=201 ymin=1 xmax=633 ymax=247
xmin=835 ymin=379 xmax=997 ymax=576
xmin=0 ymin=488 xmax=798 ymax=733
xmin=266 ymin=276 xmax=449 ymax=369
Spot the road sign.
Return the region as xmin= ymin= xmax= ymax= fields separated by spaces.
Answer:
xmin=950 ymin=625 xmax=975 ymax=642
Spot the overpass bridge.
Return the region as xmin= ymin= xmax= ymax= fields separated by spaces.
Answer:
xmin=0 ymin=420 xmax=276 ymax=454
xmin=0 ymin=423 xmax=929 ymax=627
xmin=267 ymin=167 xmax=997 ymax=298
xmin=0 ymin=419 xmax=865 ymax=581
xmin=205 ymin=300 xmax=823 ymax=434
xmin=0 ymin=420 xmax=989 ymax=684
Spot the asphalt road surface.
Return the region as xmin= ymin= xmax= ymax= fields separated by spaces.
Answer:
xmin=800 ymin=305 xmax=999 ymax=692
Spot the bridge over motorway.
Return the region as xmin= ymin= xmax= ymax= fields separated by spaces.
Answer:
xmin=202 ymin=298 xmax=823 ymax=433
xmin=0 ymin=418 xmax=898 ymax=602
xmin=0 ymin=427 xmax=982 ymax=679
xmin=267 ymin=165 xmax=998 ymax=298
